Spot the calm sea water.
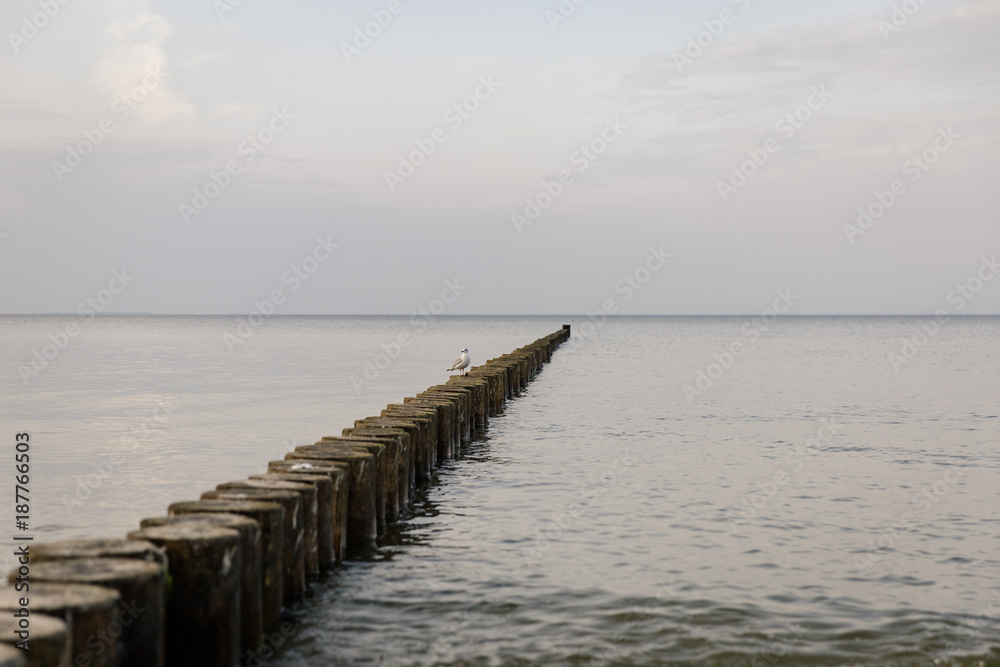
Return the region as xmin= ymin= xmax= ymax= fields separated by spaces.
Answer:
xmin=1 ymin=315 xmax=998 ymax=666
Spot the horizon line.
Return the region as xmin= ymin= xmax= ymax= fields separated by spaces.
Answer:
xmin=4 ymin=313 xmax=998 ymax=318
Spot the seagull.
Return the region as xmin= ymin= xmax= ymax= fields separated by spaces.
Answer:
xmin=448 ymin=348 xmax=471 ymax=375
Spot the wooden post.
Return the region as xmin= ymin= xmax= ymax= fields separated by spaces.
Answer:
xmin=344 ymin=427 xmax=412 ymax=510
xmin=0 ymin=613 xmax=67 ymax=666
xmin=285 ymin=447 xmax=377 ymax=551
xmin=422 ymin=386 xmax=473 ymax=443
xmin=403 ymin=398 xmax=455 ymax=460
xmin=216 ymin=479 xmax=319 ymax=578
xmin=251 ymin=472 xmax=334 ymax=568
xmin=168 ymin=499 xmax=283 ymax=629
xmin=293 ymin=443 xmax=382 ymax=542
xmin=380 ymin=407 xmax=437 ymax=480
xmin=127 ymin=523 xmax=242 ymax=667
xmin=445 ymin=377 xmax=489 ymax=429
xmin=0 ymin=582 xmax=119 ymax=667
xmin=200 ymin=487 xmax=305 ymax=600
xmin=335 ymin=432 xmax=406 ymax=517
xmin=355 ymin=418 xmax=422 ymax=488
xmin=267 ymin=461 xmax=348 ymax=564
xmin=315 ymin=440 xmax=388 ymax=533
xmin=33 ymin=538 xmax=167 ymax=569
xmin=140 ymin=514 xmax=262 ymax=657
xmin=0 ymin=645 xmax=25 ymax=667
xmin=17 ymin=558 xmax=165 ymax=667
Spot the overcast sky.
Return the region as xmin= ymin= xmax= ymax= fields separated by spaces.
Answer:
xmin=1 ymin=0 xmax=998 ymax=315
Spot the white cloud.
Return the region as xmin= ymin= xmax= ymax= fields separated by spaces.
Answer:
xmin=622 ymin=0 xmax=1000 ymax=115
xmin=611 ymin=0 xmax=1000 ymax=185
xmin=94 ymin=4 xmax=195 ymax=122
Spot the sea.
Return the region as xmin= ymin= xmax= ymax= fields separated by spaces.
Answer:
xmin=1 ymin=315 xmax=998 ymax=666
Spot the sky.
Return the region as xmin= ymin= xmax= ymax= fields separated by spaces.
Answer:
xmin=1 ymin=0 xmax=998 ymax=315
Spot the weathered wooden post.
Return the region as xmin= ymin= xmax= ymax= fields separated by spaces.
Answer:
xmin=268 ymin=461 xmax=348 ymax=563
xmin=251 ymin=472 xmax=334 ymax=567
xmin=168 ymin=499 xmax=284 ymax=629
xmin=346 ymin=424 xmax=413 ymax=507
xmin=296 ymin=443 xmax=383 ymax=539
xmin=140 ymin=513 xmax=262 ymax=657
xmin=422 ymin=386 xmax=473 ymax=443
xmin=355 ymin=419 xmax=421 ymax=479
xmin=0 ymin=613 xmax=68 ymax=666
xmin=216 ymin=479 xmax=319 ymax=578
xmin=425 ymin=394 xmax=463 ymax=455
xmin=33 ymin=538 xmax=167 ymax=568
xmin=380 ymin=406 xmax=438 ymax=479
xmin=316 ymin=439 xmax=388 ymax=532
xmin=334 ymin=432 xmax=405 ymax=516
xmin=16 ymin=558 xmax=165 ymax=667
xmin=403 ymin=397 xmax=455 ymax=459
xmin=473 ymin=366 xmax=506 ymax=416
xmin=0 ymin=582 xmax=120 ymax=666
xmin=445 ymin=376 xmax=489 ymax=429
xmin=127 ymin=523 xmax=242 ymax=667
xmin=200 ymin=487 xmax=305 ymax=600
xmin=285 ymin=446 xmax=377 ymax=551
xmin=0 ymin=645 xmax=25 ymax=666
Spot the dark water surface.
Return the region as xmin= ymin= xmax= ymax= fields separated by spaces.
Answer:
xmin=2 ymin=316 xmax=998 ymax=665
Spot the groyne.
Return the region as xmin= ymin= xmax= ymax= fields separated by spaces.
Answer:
xmin=2 ymin=327 xmax=570 ymax=666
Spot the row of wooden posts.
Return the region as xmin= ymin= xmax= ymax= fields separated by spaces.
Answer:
xmin=0 ymin=327 xmax=570 ymax=667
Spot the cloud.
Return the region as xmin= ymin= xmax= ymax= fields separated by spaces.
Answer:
xmin=94 ymin=4 xmax=196 ymax=122
xmin=611 ymin=0 xmax=1000 ymax=183
xmin=622 ymin=0 xmax=1000 ymax=117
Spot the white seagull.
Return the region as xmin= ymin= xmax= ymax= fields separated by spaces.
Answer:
xmin=448 ymin=348 xmax=471 ymax=375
